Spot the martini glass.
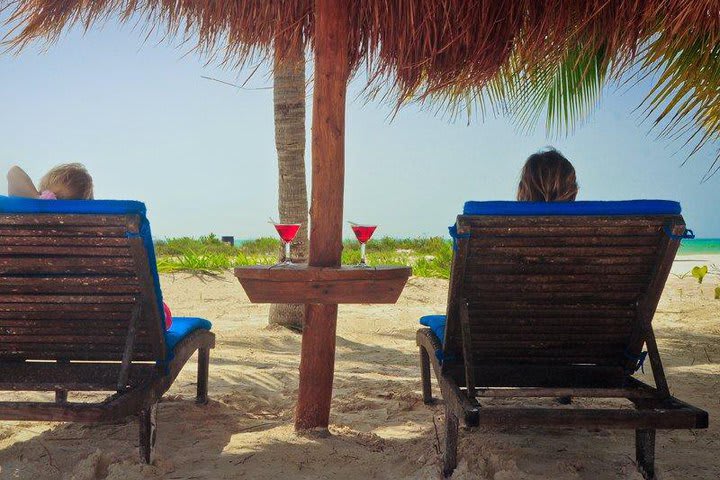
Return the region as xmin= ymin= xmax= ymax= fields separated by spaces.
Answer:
xmin=350 ymin=222 xmax=377 ymax=268
xmin=272 ymin=221 xmax=301 ymax=266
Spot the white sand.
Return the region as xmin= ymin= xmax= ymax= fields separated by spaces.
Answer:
xmin=672 ymin=253 xmax=720 ymax=275
xmin=0 ymin=265 xmax=717 ymax=479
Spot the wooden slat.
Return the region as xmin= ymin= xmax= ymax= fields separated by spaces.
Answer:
xmin=469 ymin=246 xmax=658 ymax=257
xmin=0 ymin=341 xmax=155 ymax=350
xmin=469 ymin=316 xmax=632 ymax=325
xmin=0 ymin=362 xmax=157 ymax=392
xmin=466 ymin=274 xmax=649 ymax=284
xmin=471 ymin=341 xmax=626 ymax=350
xmin=467 ymin=332 xmax=630 ymax=342
xmin=468 ymin=264 xmax=654 ymax=275
xmin=469 ymin=292 xmax=641 ymax=302
xmin=0 ymin=304 xmax=133 ymax=314
xmin=0 ymin=214 xmax=137 ymax=227
xmin=0 ymin=236 xmax=130 ymax=247
xmin=0 ymin=227 xmax=129 ymax=237
xmin=468 ymin=302 xmax=635 ymax=314
xmin=468 ymin=255 xmax=654 ymax=266
xmin=0 ymin=295 xmax=136 ymax=304
xmin=472 ymin=405 xmax=706 ymax=429
xmin=0 ymin=246 xmax=130 ymax=256
xmin=0 ymin=277 xmax=140 ymax=295
xmin=0 ymin=325 xmax=149 ymax=335
xmin=0 ymin=335 xmax=156 ymax=344
xmin=461 ymin=215 xmax=672 ymax=227
xmin=465 ymin=364 xmax=626 ymax=388
xmin=461 ymin=226 xmax=663 ymax=237
xmin=471 ymin=357 xmax=620 ymax=365
xmin=470 ymin=321 xmax=632 ymax=338
xmin=470 ymin=236 xmax=659 ymax=247
xmin=473 ymin=387 xmax=656 ymax=399
xmin=0 ymin=346 xmax=156 ymax=361
xmin=0 ymin=257 xmax=135 ymax=275
xmin=466 ymin=283 xmax=646 ymax=293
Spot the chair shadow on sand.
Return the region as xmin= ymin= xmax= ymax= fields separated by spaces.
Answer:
xmin=0 ymin=311 xmax=716 ymax=480
xmin=0 ymin=326 xmax=716 ymax=479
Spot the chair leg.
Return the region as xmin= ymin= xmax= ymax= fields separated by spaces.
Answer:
xmin=139 ymin=403 xmax=157 ymax=464
xmin=636 ymin=428 xmax=656 ymax=479
xmin=420 ymin=346 xmax=433 ymax=404
xmin=442 ymin=406 xmax=459 ymax=478
xmin=196 ymin=347 xmax=210 ymax=405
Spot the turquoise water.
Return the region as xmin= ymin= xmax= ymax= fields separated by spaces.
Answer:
xmin=678 ymin=238 xmax=720 ymax=255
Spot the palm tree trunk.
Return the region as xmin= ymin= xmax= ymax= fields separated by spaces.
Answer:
xmin=268 ymin=39 xmax=308 ymax=331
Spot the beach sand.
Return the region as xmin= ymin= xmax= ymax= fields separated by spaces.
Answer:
xmin=0 ymin=256 xmax=717 ymax=479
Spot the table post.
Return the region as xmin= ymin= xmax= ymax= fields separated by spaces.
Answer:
xmin=294 ymin=0 xmax=350 ymax=431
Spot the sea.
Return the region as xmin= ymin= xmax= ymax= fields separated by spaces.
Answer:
xmin=678 ymin=239 xmax=720 ymax=255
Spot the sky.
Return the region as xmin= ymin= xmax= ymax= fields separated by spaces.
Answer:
xmin=2 ymin=20 xmax=719 ymax=239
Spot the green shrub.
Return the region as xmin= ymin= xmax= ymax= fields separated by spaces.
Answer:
xmin=154 ymin=235 xmax=454 ymax=278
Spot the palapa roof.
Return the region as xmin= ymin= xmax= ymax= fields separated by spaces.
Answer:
xmin=4 ymin=0 xmax=720 ymax=170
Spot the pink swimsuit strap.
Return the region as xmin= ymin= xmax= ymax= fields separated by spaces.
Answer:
xmin=38 ymin=190 xmax=57 ymax=200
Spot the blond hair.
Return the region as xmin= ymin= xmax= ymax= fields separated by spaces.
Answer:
xmin=39 ymin=163 xmax=94 ymax=200
xmin=517 ymin=148 xmax=578 ymax=202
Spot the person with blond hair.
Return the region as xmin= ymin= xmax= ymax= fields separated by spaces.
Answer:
xmin=7 ymin=163 xmax=94 ymax=200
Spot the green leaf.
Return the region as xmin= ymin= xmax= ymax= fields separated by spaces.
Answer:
xmin=691 ymin=265 xmax=708 ymax=284
xmin=715 ymin=286 xmax=720 ymax=300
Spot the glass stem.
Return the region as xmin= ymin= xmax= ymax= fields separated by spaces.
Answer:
xmin=360 ymin=242 xmax=366 ymax=265
xmin=284 ymin=241 xmax=291 ymax=263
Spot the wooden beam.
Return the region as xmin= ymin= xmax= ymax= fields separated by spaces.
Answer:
xmin=117 ymin=298 xmax=142 ymax=392
xmin=295 ymin=0 xmax=351 ymax=431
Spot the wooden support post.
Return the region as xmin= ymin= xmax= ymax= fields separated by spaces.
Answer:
xmin=139 ymin=403 xmax=157 ymax=464
xmin=295 ymin=0 xmax=350 ymax=431
xmin=644 ymin=328 xmax=670 ymax=399
xmin=458 ymin=300 xmax=476 ymax=398
xmin=196 ymin=347 xmax=210 ymax=405
xmin=636 ymin=428 xmax=656 ymax=479
xmin=443 ymin=406 xmax=459 ymax=477
xmin=420 ymin=346 xmax=433 ymax=404
xmin=117 ymin=299 xmax=142 ymax=392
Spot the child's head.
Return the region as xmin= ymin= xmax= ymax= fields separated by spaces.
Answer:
xmin=517 ymin=148 xmax=578 ymax=202
xmin=39 ymin=163 xmax=94 ymax=200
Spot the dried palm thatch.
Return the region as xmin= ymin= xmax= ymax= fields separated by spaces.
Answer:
xmin=3 ymin=0 xmax=720 ymax=172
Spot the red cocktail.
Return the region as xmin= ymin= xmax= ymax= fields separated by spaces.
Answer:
xmin=350 ymin=223 xmax=377 ymax=267
xmin=272 ymin=222 xmax=301 ymax=266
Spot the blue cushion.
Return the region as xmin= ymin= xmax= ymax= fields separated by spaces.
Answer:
xmin=463 ymin=200 xmax=681 ymax=216
xmin=0 ymin=195 xmax=147 ymax=215
xmin=419 ymin=315 xmax=447 ymax=344
xmin=165 ymin=317 xmax=213 ymax=353
xmin=0 ymin=195 xmax=201 ymax=360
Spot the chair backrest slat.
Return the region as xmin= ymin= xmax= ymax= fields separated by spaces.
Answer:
xmin=0 ymin=213 xmax=166 ymax=362
xmin=443 ymin=213 xmax=683 ymax=389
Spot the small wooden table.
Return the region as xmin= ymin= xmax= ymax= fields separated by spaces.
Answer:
xmin=234 ymin=264 xmax=411 ymax=429
xmin=235 ymin=265 xmax=411 ymax=304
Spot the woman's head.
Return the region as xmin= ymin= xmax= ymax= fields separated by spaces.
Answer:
xmin=517 ymin=148 xmax=578 ymax=202
xmin=39 ymin=163 xmax=94 ymax=200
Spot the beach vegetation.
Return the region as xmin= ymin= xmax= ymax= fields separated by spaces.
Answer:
xmin=691 ymin=265 xmax=709 ymax=284
xmin=155 ymin=235 xmax=453 ymax=278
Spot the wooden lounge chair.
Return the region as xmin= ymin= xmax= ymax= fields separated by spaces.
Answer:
xmin=0 ymin=196 xmax=215 ymax=463
xmin=416 ymin=200 xmax=708 ymax=479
